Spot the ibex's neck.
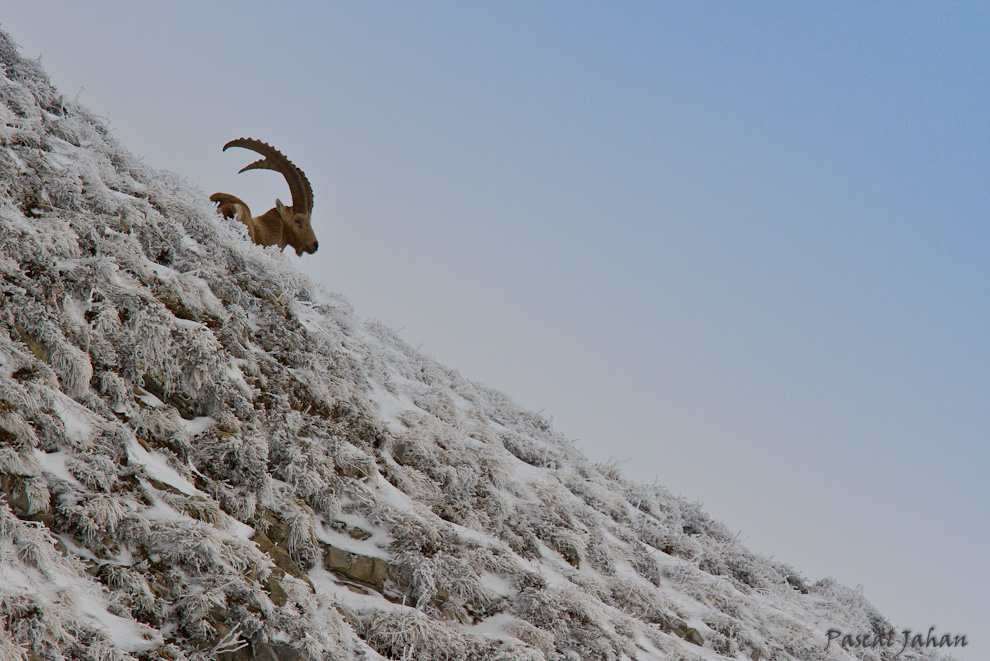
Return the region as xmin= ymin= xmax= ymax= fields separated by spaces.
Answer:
xmin=254 ymin=207 xmax=289 ymax=250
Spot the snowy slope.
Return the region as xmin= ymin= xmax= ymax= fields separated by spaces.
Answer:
xmin=0 ymin=30 xmax=956 ymax=661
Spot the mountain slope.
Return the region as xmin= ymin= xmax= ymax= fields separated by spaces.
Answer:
xmin=0 ymin=29 xmax=952 ymax=661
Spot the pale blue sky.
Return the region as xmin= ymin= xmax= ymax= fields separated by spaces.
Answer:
xmin=4 ymin=3 xmax=987 ymax=656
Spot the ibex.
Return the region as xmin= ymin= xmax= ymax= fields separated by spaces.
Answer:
xmin=210 ymin=138 xmax=318 ymax=255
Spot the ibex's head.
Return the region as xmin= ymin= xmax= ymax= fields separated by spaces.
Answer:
xmin=223 ymin=138 xmax=318 ymax=255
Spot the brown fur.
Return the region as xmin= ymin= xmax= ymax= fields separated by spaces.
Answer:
xmin=210 ymin=138 xmax=318 ymax=256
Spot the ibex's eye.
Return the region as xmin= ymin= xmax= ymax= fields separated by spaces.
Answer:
xmin=295 ymin=218 xmax=304 ymax=227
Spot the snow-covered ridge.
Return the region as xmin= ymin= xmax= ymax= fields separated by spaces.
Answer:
xmin=0 ymin=29 xmax=952 ymax=661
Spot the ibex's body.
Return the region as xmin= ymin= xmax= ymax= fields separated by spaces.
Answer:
xmin=210 ymin=138 xmax=318 ymax=256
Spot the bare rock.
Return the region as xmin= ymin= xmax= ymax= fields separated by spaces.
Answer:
xmin=684 ymin=628 xmax=704 ymax=646
xmin=265 ymin=575 xmax=288 ymax=607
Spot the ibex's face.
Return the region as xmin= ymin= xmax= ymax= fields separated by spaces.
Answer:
xmin=277 ymin=199 xmax=319 ymax=255
xmin=290 ymin=212 xmax=319 ymax=256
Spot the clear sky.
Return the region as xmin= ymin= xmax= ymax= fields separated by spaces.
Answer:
xmin=3 ymin=3 xmax=987 ymax=656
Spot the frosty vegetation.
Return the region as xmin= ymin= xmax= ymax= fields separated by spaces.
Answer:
xmin=0 ymin=29 xmax=952 ymax=661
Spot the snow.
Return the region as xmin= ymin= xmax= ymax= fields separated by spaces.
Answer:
xmin=32 ymin=449 xmax=77 ymax=485
xmin=134 ymin=385 xmax=166 ymax=408
xmin=313 ymin=515 xmax=394 ymax=558
xmin=50 ymin=392 xmax=97 ymax=445
xmin=73 ymin=583 xmax=160 ymax=652
xmin=366 ymin=383 xmax=421 ymax=433
xmin=126 ymin=437 xmax=202 ymax=497
xmin=0 ymin=542 xmax=161 ymax=653
xmin=176 ymin=415 xmax=216 ymax=436
xmin=309 ymin=564 xmax=403 ymax=615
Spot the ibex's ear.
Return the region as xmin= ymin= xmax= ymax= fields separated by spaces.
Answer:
xmin=276 ymin=199 xmax=286 ymax=214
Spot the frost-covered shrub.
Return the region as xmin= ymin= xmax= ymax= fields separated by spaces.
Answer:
xmin=511 ymin=586 xmax=629 ymax=661
xmin=585 ymin=537 xmax=617 ymax=576
xmin=499 ymin=513 xmax=542 ymax=560
xmin=362 ymin=609 xmax=501 ymax=661
xmin=131 ymin=407 xmax=190 ymax=456
xmin=609 ymin=579 xmax=676 ymax=627
xmin=505 ymin=619 xmax=554 ymax=660
xmin=66 ymin=451 xmax=118 ymax=493
xmin=501 ymin=431 xmax=556 ymax=468
xmin=697 ymin=543 xmax=782 ymax=591
xmin=0 ymin=409 xmax=39 ymax=450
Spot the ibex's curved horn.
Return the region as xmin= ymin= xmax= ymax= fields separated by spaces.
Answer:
xmin=222 ymin=138 xmax=313 ymax=213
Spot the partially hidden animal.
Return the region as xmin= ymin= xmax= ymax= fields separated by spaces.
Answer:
xmin=210 ymin=138 xmax=318 ymax=255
